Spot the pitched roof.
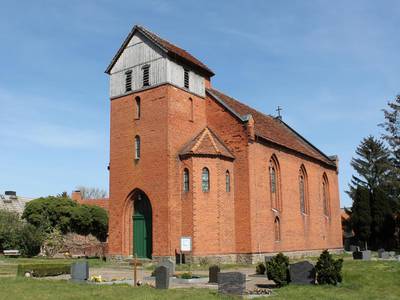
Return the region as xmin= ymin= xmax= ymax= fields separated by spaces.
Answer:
xmin=180 ymin=127 xmax=234 ymax=160
xmin=105 ymin=25 xmax=214 ymax=76
xmin=207 ymin=88 xmax=336 ymax=167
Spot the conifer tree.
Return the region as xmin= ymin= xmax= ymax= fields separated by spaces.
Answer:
xmin=349 ymin=186 xmax=371 ymax=249
xmin=348 ymin=136 xmax=393 ymax=249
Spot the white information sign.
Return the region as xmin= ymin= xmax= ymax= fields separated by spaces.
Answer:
xmin=180 ymin=236 xmax=192 ymax=252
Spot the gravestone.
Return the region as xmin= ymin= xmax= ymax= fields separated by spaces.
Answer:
xmin=155 ymin=266 xmax=169 ymax=289
xmin=389 ymin=251 xmax=396 ymax=258
xmin=349 ymin=245 xmax=359 ymax=252
xmin=265 ymin=255 xmax=273 ymax=265
xmin=209 ymin=265 xmax=220 ymax=283
xmin=380 ymin=252 xmax=390 ymax=259
xmin=378 ymin=248 xmax=385 ymax=258
xmin=289 ymin=261 xmax=315 ymax=285
xmin=70 ymin=261 xmax=89 ymax=282
xmin=218 ymin=272 xmax=246 ymax=296
xmin=353 ymin=250 xmax=371 ymax=260
xmin=157 ymin=258 xmax=175 ymax=277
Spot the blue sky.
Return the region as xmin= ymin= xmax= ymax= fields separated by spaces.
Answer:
xmin=0 ymin=0 xmax=399 ymax=207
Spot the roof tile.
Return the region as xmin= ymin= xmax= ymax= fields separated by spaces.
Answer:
xmin=180 ymin=127 xmax=234 ymax=159
xmin=207 ymin=88 xmax=335 ymax=167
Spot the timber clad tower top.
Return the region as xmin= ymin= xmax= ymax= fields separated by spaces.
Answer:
xmin=105 ymin=25 xmax=213 ymax=98
xmin=105 ymin=25 xmax=342 ymax=262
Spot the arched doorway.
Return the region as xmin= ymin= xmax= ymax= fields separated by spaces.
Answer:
xmin=132 ymin=190 xmax=152 ymax=259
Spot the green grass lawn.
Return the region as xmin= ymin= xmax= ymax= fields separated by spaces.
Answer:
xmin=274 ymin=260 xmax=400 ymax=300
xmin=0 ymin=258 xmax=399 ymax=299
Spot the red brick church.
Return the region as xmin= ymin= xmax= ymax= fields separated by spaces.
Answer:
xmin=104 ymin=25 xmax=342 ymax=262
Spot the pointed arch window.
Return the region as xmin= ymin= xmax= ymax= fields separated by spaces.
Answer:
xmin=322 ymin=173 xmax=330 ymax=217
xmin=299 ymin=165 xmax=309 ymax=214
xmin=135 ymin=97 xmax=141 ymax=119
xmin=202 ymin=167 xmax=210 ymax=192
xmin=226 ymin=170 xmax=231 ymax=192
xmin=274 ymin=217 xmax=281 ymax=241
xmin=269 ymin=155 xmax=281 ymax=210
xmin=183 ymin=168 xmax=190 ymax=192
xmin=135 ymin=136 xmax=141 ymax=160
xmin=189 ymin=98 xmax=194 ymax=122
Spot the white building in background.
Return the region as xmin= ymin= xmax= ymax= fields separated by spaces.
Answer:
xmin=0 ymin=191 xmax=34 ymax=215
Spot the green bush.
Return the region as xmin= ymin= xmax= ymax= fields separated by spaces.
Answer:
xmin=315 ymin=250 xmax=343 ymax=285
xmin=266 ymin=253 xmax=290 ymax=287
xmin=22 ymin=196 xmax=108 ymax=242
xmin=17 ymin=263 xmax=71 ymax=277
xmin=179 ymin=272 xmax=193 ymax=279
xmin=0 ymin=210 xmax=44 ymax=257
xmin=256 ymin=262 xmax=266 ymax=274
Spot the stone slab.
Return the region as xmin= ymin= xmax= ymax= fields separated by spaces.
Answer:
xmin=218 ymin=272 xmax=246 ymax=295
xmin=71 ymin=261 xmax=89 ymax=282
xmin=155 ymin=265 xmax=169 ymax=289
xmin=289 ymin=261 xmax=315 ymax=285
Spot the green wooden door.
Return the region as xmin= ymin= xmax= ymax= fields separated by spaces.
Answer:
xmin=133 ymin=213 xmax=146 ymax=258
xmin=133 ymin=194 xmax=152 ymax=259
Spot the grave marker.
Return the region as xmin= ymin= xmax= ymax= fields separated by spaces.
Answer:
xmin=71 ymin=261 xmax=89 ymax=282
xmin=218 ymin=272 xmax=246 ymax=295
xmin=209 ymin=265 xmax=220 ymax=283
xmin=155 ymin=266 xmax=169 ymax=289
xmin=289 ymin=261 xmax=315 ymax=285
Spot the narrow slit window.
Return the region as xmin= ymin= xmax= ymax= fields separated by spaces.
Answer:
xmin=142 ymin=65 xmax=150 ymax=87
xmin=135 ymin=97 xmax=141 ymax=119
xmin=226 ymin=171 xmax=231 ymax=192
xmin=135 ymin=136 xmax=140 ymax=160
xmin=274 ymin=217 xmax=281 ymax=241
xmin=183 ymin=169 xmax=189 ymax=192
xmin=189 ymin=98 xmax=194 ymax=121
xmin=184 ymin=69 xmax=189 ymax=89
xmin=125 ymin=70 xmax=132 ymax=92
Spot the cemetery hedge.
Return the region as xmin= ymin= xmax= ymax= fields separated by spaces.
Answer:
xmin=17 ymin=263 xmax=71 ymax=277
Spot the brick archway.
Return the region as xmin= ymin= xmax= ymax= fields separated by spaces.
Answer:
xmin=122 ymin=188 xmax=153 ymax=257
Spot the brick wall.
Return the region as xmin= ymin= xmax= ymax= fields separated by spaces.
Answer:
xmin=107 ymin=82 xmax=342 ymax=259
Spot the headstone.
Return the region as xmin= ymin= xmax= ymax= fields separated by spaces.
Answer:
xmin=396 ymin=255 xmax=400 ymax=261
xmin=380 ymin=252 xmax=390 ymax=259
xmin=378 ymin=248 xmax=385 ymax=258
xmin=157 ymin=258 xmax=175 ymax=277
xmin=218 ymin=272 xmax=246 ymax=296
xmin=264 ymin=255 xmax=273 ymax=265
xmin=361 ymin=250 xmax=371 ymax=260
xmin=155 ymin=266 xmax=169 ymax=289
xmin=353 ymin=250 xmax=371 ymax=260
xmin=70 ymin=261 xmax=89 ymax=282
xmin=389 ymin=251 xmax=396 ymax=258
xmin=289 ymin=261 xmax=315 ymax=285
xmin=209 ymin=265 xmax=220 ymax=283
xmin=349 ymin=245 xmax=359 ymax=252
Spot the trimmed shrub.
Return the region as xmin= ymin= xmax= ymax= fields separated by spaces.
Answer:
xmin=266 ymin=253 xmax=290 ymax=287
xmin=180 ymin=272 xmax=193 ymax=279
xmin=17 ymin=263 xmax=71 ymax=277
xmin=256 ymin=262 xmax=266 ymax=275
xmin=315 ymin=250 xmax=343 ymax=285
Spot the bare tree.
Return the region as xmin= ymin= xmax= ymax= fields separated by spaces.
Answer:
xmin=75 ymin=186 xmax=108 ymax=199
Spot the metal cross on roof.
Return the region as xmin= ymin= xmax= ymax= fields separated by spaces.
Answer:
xmin=276 ymin=106 xmax=283 ymax=119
